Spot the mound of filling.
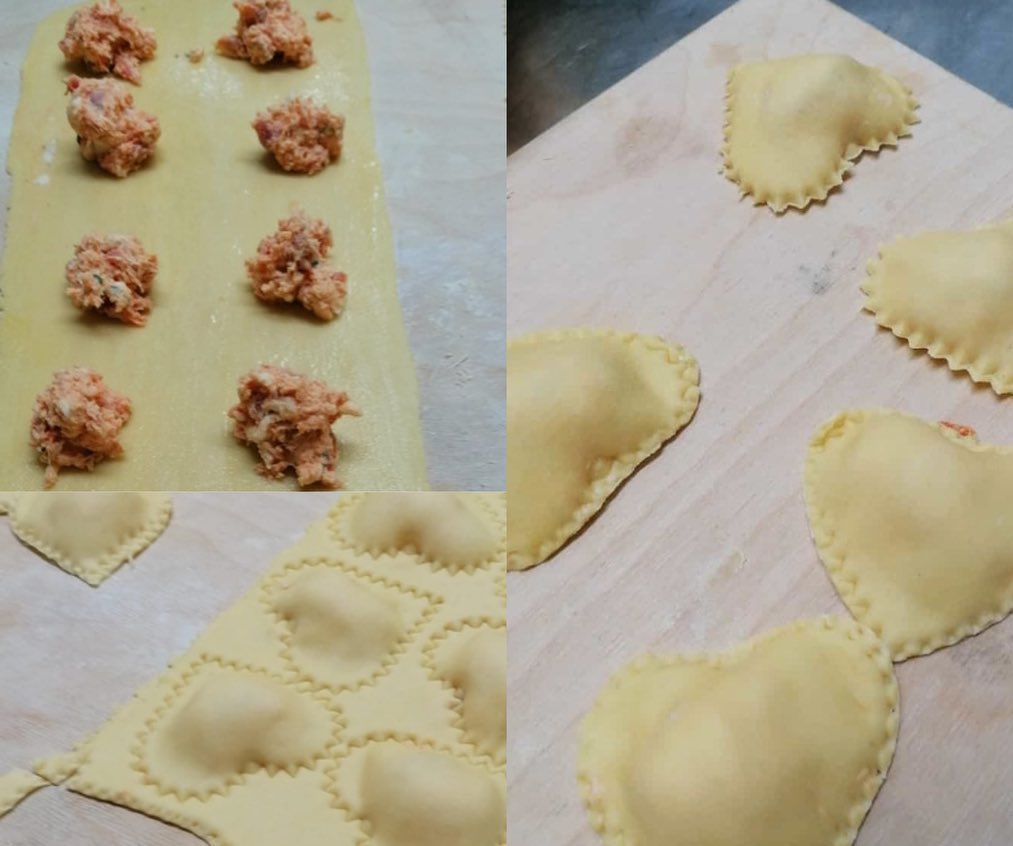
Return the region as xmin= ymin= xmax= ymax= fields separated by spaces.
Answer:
xmin=66 ymin=75 xmax=160 ymax=177
xmin=65 ymin=233 xmax=158 ymax=326
xmin=29 ymin=368 xmax=132 ymax=488
xmin=216 ymin=0 xmax=314 ymax=68
xmin=253 ymin=97 xmax=343 ymax=175
xmin=246 ymin=210 xmax=347 ymax=320
xmin=229 ymin=364 xmax=360 ymax=489
xmin=58 ymin=0 xmax=157 ymax=85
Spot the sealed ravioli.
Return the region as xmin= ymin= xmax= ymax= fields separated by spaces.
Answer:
xmin=139 ymin=660 xmax=338 ymax=800
xmin=507 ymin=329 xmax=699 ymax=570
xmin=862 ymin=221 xmax=1013 ymax=394
xmin=0 ymin=770 xmax=48 ymax=818
xmin=579 ymin=617 xmax=898 ymax=846
xmin=4 ymin=493 xmax=505 ymax=845
xmin=722 ymin=54 xmax=917 ymax=212
xmin=4 ymin=492 xmax=171 ymax=585
xmin=332 ymin=737 xmax=505 ymax=846
xmin=805 ymin=409 xmax=1013 ymax=659
xmin=425 ymin=619 xmax=506 ymax=763
xmin=267 ymin=561 xmax=440 ymax=690
xmin=334 ymin=491 xmax=502 ymax=571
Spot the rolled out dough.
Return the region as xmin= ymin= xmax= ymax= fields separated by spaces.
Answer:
xmin=0 ymin=0 xmax=426 ymax=490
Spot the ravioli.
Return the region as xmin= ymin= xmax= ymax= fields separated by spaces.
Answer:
xmin=3 ymin=492 xmax=172 ymax=585
xmin=141 ymin=662 xmax=337 ymax=799
xmin=333 ymin=739 xmax=506 ymax=846
xmin=805 ymin=409 xmax=1013 ymax=660
xmin=578 ymin=617 xmax=898 ymax=846
xmin=722 ymin=54 xmax=918 ymax=212
xmin=425 ymin=620 xmax=506 ymax=763
xmin=0 ymin=493 xmax=505 ymax=844
xmin=267 ymin=562 xmax=439 ymax=690
xmin=507 ymin=329 xmax=700 ymax=570
xmin=0 ymin=770 xmax=48 ymax=817
xmin=337 ymin=491 xmax=501 ymax=571
xmin=862 ymin=221 xmax=1013 ymax=394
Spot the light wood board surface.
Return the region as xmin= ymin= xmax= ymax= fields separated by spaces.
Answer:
xmin=0 ymin=0 xmax=505 ymax=492
xmin=0 ymin=493 xmax=341 ymax=844
xmin=507 ymin=0 xmax=1013 ymax=844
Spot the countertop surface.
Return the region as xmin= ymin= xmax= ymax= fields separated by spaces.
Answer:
xmin=0 ymin=493 xmax=341 ymax=844
xmin=509 ymin=0 xmax=1013 ymax=151
xmin=0 ymin=0 xmax=506 ymax=491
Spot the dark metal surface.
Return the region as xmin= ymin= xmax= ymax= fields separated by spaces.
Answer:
xmin=508 ymin=0 xmax=1013 ymax=152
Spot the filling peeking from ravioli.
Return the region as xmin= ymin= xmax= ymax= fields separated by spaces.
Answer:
xmin=722 ymin=54 xmax=918 ymax=213
xmin=805 ymin=409 xmax=1013 ymax=660
xmin=507 ymin=329 xmax=699 ymax=571
xmin=578 ymin=617 xmax=898 ymax=846
xmin=862 ymin=221 xmax=1013 ymax=394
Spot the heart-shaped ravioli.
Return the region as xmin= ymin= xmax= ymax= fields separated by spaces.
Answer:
xmin=508 ymin=329 xmax=699 ymax=570
xmin=141 ymin=662 xmax=335 ymax=799
xmin=6 ymin=492 xmax=172 ymax=585
xmin=805 ymin=409 xmax=1013 ymax=659
xmin=578 ymin=617 xmax=898 ymax=846
xmin=427 ymin=621 xmax=506 ymax=762
xmin=862 ymin=221 xmax=1013 ymax=394
xmin=333 ymin=738 xmax=505 ymax=846
xmin=268 ymin=563 xmax=438 ymax=690
xmin=722 ymin=54 xmax=918 ymax=212
xmin=343 ymin=492 xmax=499 ymax=571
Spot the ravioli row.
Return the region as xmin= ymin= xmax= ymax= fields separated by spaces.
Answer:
xmin=0 ymin=492 xmax=507 ymax=846
xmin=577 ymin=413 xmax=1013 ymax=846
xmin=508 ymin=326 xmax=1012 ymax=844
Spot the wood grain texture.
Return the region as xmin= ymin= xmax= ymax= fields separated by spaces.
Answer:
xmin=0 ymin=0 xmax=505 ymax=491
xmin=0 ymin=493 xmax=341 ymax=845
xmin=507 ymin=0 xmax=1013 ymax=843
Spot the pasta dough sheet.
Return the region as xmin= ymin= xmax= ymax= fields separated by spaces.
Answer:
xmin=10 ymin=492 xmax=506 ymax=845
xmin=0 ymin=0 xmax=426 ymax=490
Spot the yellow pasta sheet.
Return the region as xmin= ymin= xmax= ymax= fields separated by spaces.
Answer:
xmin=0 ymin=0 xmax=426 ymax=489
xmin=19 ymin=493 xmax=506 ymax=845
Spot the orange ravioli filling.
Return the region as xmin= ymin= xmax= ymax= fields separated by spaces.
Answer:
xmin=65 ymin=75 xmax=160 ymax=177
xmin=229 ymin=364 xmax=360 ymax=489
xmin=247 ymin=209 xmax=347 ymax=320
xmin=253 ymin=97 xmax=344 ymax=175
xmin=58 ymin=0 xmax=157 ymax=85
xmin=65 ymin=233 xmax=158 ymax=326
xmin=216 ymin=0 xmax=315 ymax=68
xmin=29 ymin=368 xmax=132 ymax=488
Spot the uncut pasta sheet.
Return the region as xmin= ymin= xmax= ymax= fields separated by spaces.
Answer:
xmin=0 ymin=0 xmax=426 ymax=490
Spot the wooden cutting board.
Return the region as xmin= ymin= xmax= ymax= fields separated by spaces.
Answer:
xmin=507 ymin=0 xmax=1013 ymax=843
xmin=0 ymin=0 xmax=505 ymax=492
xmin=0 ymin=493 xmax=341 ymax=845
